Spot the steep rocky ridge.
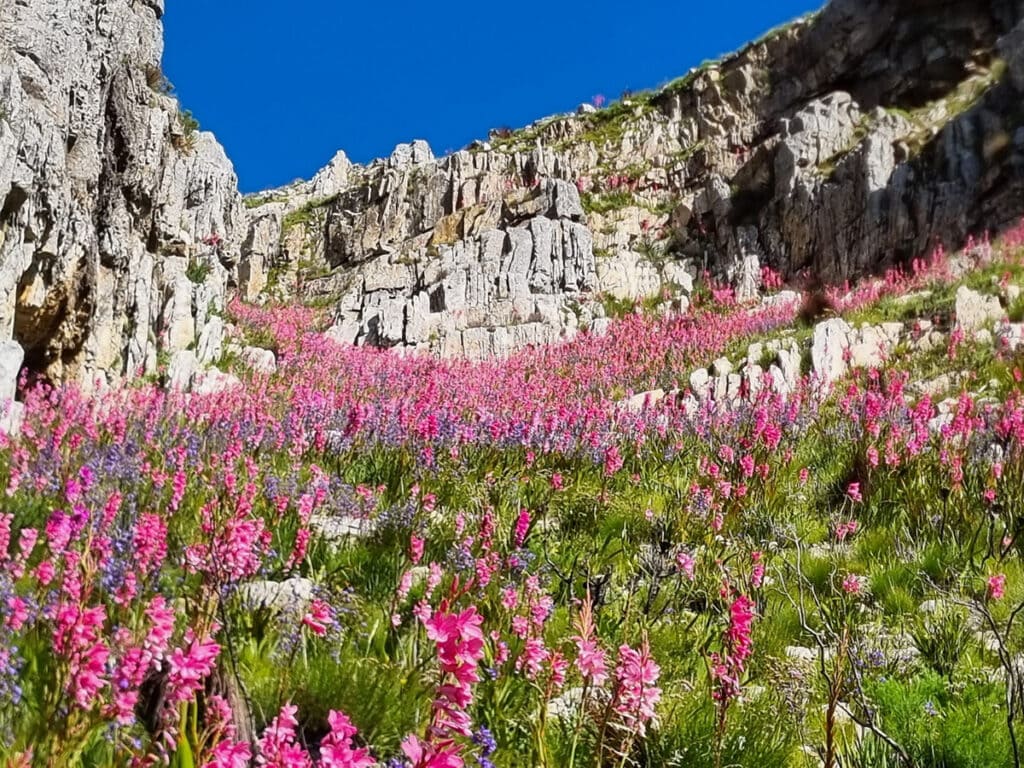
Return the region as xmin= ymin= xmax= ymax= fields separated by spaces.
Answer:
xmin=243 ymin=0 xmax=1024 ymax=359
xmin=0 ymin=0 xmax=244 ymax=393
xmin=4 ymin=0 xmax=1024 ymax=389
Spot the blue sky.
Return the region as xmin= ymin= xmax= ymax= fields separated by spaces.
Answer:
xmin=163 ymin=1 xmax=821 ymax=193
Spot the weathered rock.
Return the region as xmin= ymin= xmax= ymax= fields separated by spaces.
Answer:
xmin=785 ymin=646 xmax=818 ymax=663
xmin=547 ymin=686 xmax=588 ymax=720
xmin=228 ymin=344 xmax=277 ymax=375
xmin=196 ymin=316 xmax=225 ymax=366
xmin=956 ymin=286 xmax=1003 ymax=332
xmin=316 ymin=178 xmax=597 ymax=359
xmin=167 ymin=350 xmax=198 ymax=391
xmin=621 ymin=389 xmax=667 ymax=412
xmin=690 ymin=368 xmax=711 ymax=399
xmin=0 ymin=341 xmax=23 ymax=403
xmin=0 ymin=0 xmax=245 ymax=386
xmin=310 ymin=149 xmax=352 ymax=197
xmin=0 ymin=401 xmax=24 ymax=436
xmin=192 ymin=368 xmax=241 ymax=395
xmin=239 ymin=578 xmax=317 ymax=616
xmin=761 ymin=290 xmax=800 ymax=308
xmin=811 ymin=318 xmax=852 ymax=383
xmin=848 ymin=325 xmax=894 ymax=369
xmin=997 ymin=322 xmax=1024 ymax=351
xmin=311 ymin=514 xmax=373 ymax=543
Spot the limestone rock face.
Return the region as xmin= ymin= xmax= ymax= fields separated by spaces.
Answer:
xmin=812 ymin=318 xmax=853 ymax=384
xmin=239 ymin=0 xmax=1024 ymax=360
xmin=956 ymin=286 xmax=1004 ymax=332
xmin=319 ymin=177 xmax=598 ymax=358
xmin=0 ymin=0 xmax=244 ymax=387
xmin=0 ymin=341 xmax=23 ymax=403
xmin=8 ymin=0 xmax=1024 ymax=376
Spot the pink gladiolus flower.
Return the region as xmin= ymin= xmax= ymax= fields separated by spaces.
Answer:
xmin=401 ymin=735 xmax=463 ymax=768
xmin=725 ymin=595 xmax=755 ymax=666
xmin=750 ymin=551 xmax=765 ymax=589
xmin=6 ymin=596 xmax=28 ymax=631
xmin=847 ymin=482 xmax=863 ymax=502
xmin=71 ymin=641 xmax=109 ymax=708
xmin=302 ymin=600 xmax=333 ymax=637
xmin=398 ymin=569 xmax=415 ymax=599
xmin=603 ymin=445 xmax=623 ymax=476
xmin=574 ymin=637 xmax=608 ymax=686
xmin=612 ymin=640 xmax=661 ymax=736
xmin=410 ymin=535 xmax=425 ymax=565
xmin=518 ymin=637 xmax=550 ymax=680
xmin=166 ymin=631 xmax=221 ymax=705
xmin=835 ymin=519 xmax=859 ymax=542
xmin=318 ymin=710 xmax=375 ymax=768
xmin=204 ymin=740 xmax=253 ymax=768
xmin=989 ymin=573 xmax=1007 ymax=600
xmin=513 ymin=509 xmax=531 ymax=548
xmin=842 ymin=574 xmax=864 ymax=595
xmin=676 ymin=551 xmax=696 ymax=580
xmin=256 ymin=703 xmax=312 ymax=768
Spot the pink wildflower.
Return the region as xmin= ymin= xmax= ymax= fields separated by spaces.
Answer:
xmin=847 ymin=482 xmax=863 ymax=502
xmin=318 ymin=710 xmax=375 ymax=768
xmin=988 ymin=573 xmax=1007 ymax=601
xmin=513 ymin=509 xmax=531 ymax=548
xmin=302 ymin=600 xmax=333 ymax=637
xmin=612 ymin=640 xmax=661 ymax=736
xmin=676 ymin=551 xmax=696 ymax=580
xmin=842 ymin=574 xmax=864 ymax=595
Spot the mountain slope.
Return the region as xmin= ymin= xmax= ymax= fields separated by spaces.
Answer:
xmin=242 ymin=0 xmax=1024 ymax=358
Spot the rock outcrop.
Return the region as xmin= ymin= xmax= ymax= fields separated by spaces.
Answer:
xmin=0 ymin=0 xmax=244 ymax=388
xmin=6 ymin=0 xmax=1024 ymax=377
xmin=242 ymin=0 xmax=1024 ymax=360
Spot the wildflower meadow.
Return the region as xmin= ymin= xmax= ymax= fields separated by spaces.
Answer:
xmin=5 ymin=225 xmax=1024 ymax=768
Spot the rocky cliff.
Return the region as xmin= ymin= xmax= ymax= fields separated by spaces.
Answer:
xmin=4 ymin=0 xmax=1024 ymax=387
xmin=243 ymin=0 xmax=1024 ymax=359
xmin=0 ymin=0 xmax=244 ymax=397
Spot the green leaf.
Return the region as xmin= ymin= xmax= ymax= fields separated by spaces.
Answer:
xmin=171 ymin=738 xmax=196 ymax=768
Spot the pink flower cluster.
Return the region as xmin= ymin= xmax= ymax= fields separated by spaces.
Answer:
xmin=710 ymin=594 xmax=755 ymax=703
xmin=611 ymin=640 xmax=662 ymax=736
xmin=403 ymin=603 xmax=486 ymax=767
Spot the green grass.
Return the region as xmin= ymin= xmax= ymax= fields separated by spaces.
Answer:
xmin=244 ymin=194 xmax=290 ymax=209
xmin=581 ymin=190 xmax=638 ymax=215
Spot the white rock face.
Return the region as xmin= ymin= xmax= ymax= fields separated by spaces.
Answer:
xmin=310 ymin=150 xmax=353 ymax=197
xmin=621 ymin=389 xmax=667 ymax=412
xmin=192 ymin=369 xmax=241 ymax=395
xmin=0 ymin=0 xmax=244 ymax=386
xmin=811 ymin=318 xmax=852 ymax=384
xmin=0 ymin=340 xmax=23 ymax=403
xmin=998 ymin=322 xmax=1024 ymax=351
xmin=196 ymin=316 xmax=225 ymax=365
xmin=316 ymin=178 xmax=599 ymax=360
xmin=227 ymin=344 xmax=277 ymax=375
xmin=311 ymin=514 xmax=373 ymax=544
xmin=0 ymin=402 xmax=25 ymax=437
xmin=240 ymin=578 xmax=317 ymax=615
xmin=956 ymin=286 xmax=1003 ymax=333
xmin=167 ymin=350 xmax=198 ymax=391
